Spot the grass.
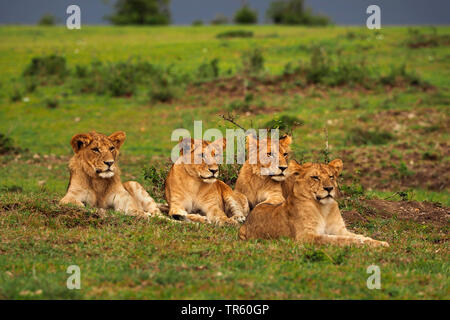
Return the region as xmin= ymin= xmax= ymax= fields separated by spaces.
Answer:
xmin=0 ymin=25 xmax=449 ymax=299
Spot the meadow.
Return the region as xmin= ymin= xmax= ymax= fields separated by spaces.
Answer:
xmin=0 ymin=25 xmax=448 ymax=299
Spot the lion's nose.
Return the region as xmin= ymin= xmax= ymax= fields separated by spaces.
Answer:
xmin=279 ymin=166 xmax=287 ymax=172
xmin=209 ymin=168 xmax=218 ymax=175
xmin=324 ymin=186 xmax=334 ymax=192
xmin=104 ymin=161 xmax=114 ymax=167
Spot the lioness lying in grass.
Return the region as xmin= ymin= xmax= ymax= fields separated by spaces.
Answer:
xmin=239 ymin=159 xmax=389 ymax=247
xmin=60 ymin=131 xmax=161 ymax=218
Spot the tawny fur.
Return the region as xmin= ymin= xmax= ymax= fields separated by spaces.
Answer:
xmin=60 ymin=131 xmax=160 ymax=218
xmin=235 ymin=134 xmax=292 ymax=209
xmin=165 ymin=138 xmax=249 ymax=226
xmin=239 ymin=159 xmax=389 ymax=248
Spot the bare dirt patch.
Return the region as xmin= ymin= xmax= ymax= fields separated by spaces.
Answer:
xmin=343 ymin=199 xmax=449 ymax=230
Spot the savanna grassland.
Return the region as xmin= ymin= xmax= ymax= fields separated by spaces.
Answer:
xmin=0 ymin=25 xmax=449 ymax=299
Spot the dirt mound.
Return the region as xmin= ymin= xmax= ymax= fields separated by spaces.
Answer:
xmin=342 ymin=199 xmax=449 ymax=228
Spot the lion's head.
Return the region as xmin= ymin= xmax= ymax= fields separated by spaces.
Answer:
xmin=70 ymin=131 xmax=126 ymax=179
xmin=246 ymin=134 xmax=292 ymax=182
xmin=286 ymin=159 xmax=343 ymax=205
xmin=177 ymin=137 xmax=226 ymax=184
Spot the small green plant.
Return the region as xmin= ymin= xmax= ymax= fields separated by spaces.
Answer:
xmin=233 ymin=6 xmax=258 ymax=24
xmin=210 ymin=14 xmax=229 ymax=25
xmin=192 ymin=20 xmax=203 ymax=26
xmin=406 ymin=27 xmax=450 ymax=48
xmin=227 ymin=94 xmax=253 ymax=113
xmin=242 ymin=48 xmax=265 ymax=75
xmin=346 ymin=128 xmax=394 ymax=146
xmin=23 ymin=55 xmax=67 ymax=84
xmin=9 ymin=87 xmax=23 ymax=102
xmin=216 ymin=30 xmax=254 ymax=39
xmin=143 ymin=164 xmax=170 ymax=201
xmin=263 ymin=115 xmax=304 ymax=131
xmin=0 ymin=134 xmax=19 ymax=155
xmin=38 ymin=13 xmax=58 ymax=26
xmin=44 ymin=97 xmax=59 ymax=109
xmin=196 ymin=58 xmax=220 ymax=80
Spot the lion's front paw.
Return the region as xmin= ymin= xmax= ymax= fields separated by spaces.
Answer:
xmin=169 ymin=209 xmax=188 ymax=221
xmin=231 ymin=214 xmax=246 ymax=223
xmin=366 ymin=239 xmax=389 ymax=248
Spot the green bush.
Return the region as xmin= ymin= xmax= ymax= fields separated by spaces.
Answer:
xmin=242 ymin=48 xmax=265 ymax=74
xmin=234 ymin=6 xmax=258 ymax=24
xmin=346 ymin=128 xmax=394 ymax=146
xmin=216 ymin=30 xmax=254 ymax=39
xmin=192 ymin=20 xmax=203 ymax=26
xmin=264 ymin=115 xmax=304 ymax=131
xmin=38 ymin=14 xmax=58 ymax=26
xmin=143 ymin=164 xmax=170 ymax=201
xmin=196 ymin=58 xmax=220 ymax=80
xmin=211 ymin=14 xmax=229 ymax=25
xmin=23 ymin=55 xmax=67 ymax=84
xmin=106 ymin=0 xmax=171 ymax=25
xmin=267 ymin=0 xmax=330 ymax=26
xmin=406 ymin=27 xmax=450 ymax=48
xmin=0 ymin=134 xmax=19 ymax=155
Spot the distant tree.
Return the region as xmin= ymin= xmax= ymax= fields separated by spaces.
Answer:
xmin=210 ymin=14 xmax=229 ymax=25
xmin=106 ymin=0 xmax=171 ymax=25
xmin=234 ymin=5 xmax=258 ymax=24
xmin=192 ymin=20 xmax=203 ymax=26
xmin=267 ymin=0 xmax=330 ymax=25
xmin=38 ymin=13 xmax=58 ymax=26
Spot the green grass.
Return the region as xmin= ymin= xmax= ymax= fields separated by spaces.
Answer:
xmin=0 ymin=25 xmax=449 ymax=299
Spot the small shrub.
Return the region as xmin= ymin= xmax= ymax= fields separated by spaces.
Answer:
xmin=216 ymin=30 xmax=254 ymax=39
xmin=267 ymin=0 xmax=329 ymax=25
xmin=143 ymin=164 xmax=170 ymax=201
xmin=263 ymin=115 xmax=304 ymax=131
xmin=219 ymin=164 xmax=242 ymax=187
xmin=242 ymin=48 xmax=265 ymax=75
xmin=0 ymin=134 xmax=19 ymax=155
xmin=233 ymin=6 xmax=258 ymax=24
xmin=211 ymin=14 xmax=229 ymax=25
xmin=23 ymin=55 xmax=67 ymax=84
xmin=192 ymin=20 xmax=203 ymax=26
xmin=9 ymin=87 xmax=23 ymax=102
xmin=196 ymin=58 xmax=220 ymax=80
xmin=406 ymin=27 xmax=450 ymax=48
xmin=346 ymin=128 xmax=394 ymax=146
xmin=227 ymin=94 xmax=253 ymax=113
xmin=44 ymin=97 xmax=59 ymax=109
xmin=380 ymin=64 xmax=427 ymax=88
xmin=38 ymin=14 xmax=58 ymax=26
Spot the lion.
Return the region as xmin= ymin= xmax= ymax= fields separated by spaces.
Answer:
xmin=239 ymin=159 xmax=389 ymax=247
xmin=235 ymin=134 xmax=292 ymax=209
xmin=165 ymin=137 xmax=249 ymax=226
xmin=60 ymin=131 xmax=161 ymax=218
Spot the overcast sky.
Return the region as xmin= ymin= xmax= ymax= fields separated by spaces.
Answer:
xmin=0 ymin=0 xmax=449 ymax=25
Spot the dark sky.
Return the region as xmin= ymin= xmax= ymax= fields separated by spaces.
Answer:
xmin=0 ymin=0 xmax=449 ymax=25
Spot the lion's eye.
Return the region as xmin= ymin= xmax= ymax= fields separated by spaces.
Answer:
xmin=267 ymin=153 xmax=273 ymax=158
xmin=92 ymin=147 xmax=100 ymax=153
xmin=110 ymin=147 xmax=115 ymax=151
xmin=283 ymin=153 xmax=289 ymax=157
xmin=311 ymin=176 xmax=320 ymax=180
xmin=330 ymin=175 xmax=334 ymax=180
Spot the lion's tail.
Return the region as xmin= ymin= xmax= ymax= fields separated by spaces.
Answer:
xmin=238 ymin=225 xmax=247 ymax=240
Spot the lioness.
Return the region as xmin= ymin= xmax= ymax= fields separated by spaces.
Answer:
xmin=239 ymin=159 xmax=389 ymax=247
xmin=60 ymin=131 xmax=160 ymax=217
xmin=235 ymin=134 xmax=292 ymax=209
xmin=165 ymin=138 xmax=249 ymax=225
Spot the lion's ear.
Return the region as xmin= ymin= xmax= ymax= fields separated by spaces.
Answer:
xmin=329 ymin=159 xmax=343 ymax=176
xmin=287 ymin=159 xmax=302 ymax=176
xmin=109 ymin=131 xmax=126 ymax=150
xmin=246 ymin=134 xmax=258 ymax=151
xmin=179 ymin=137 xmax=195 ymax=155
xmin=211 ymin=138 xmax=226 ymax=150
xmin=70 ymin=133 xmax=92 ymax=153
xmin=280 ymin=134 xmax=292 ymax=147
